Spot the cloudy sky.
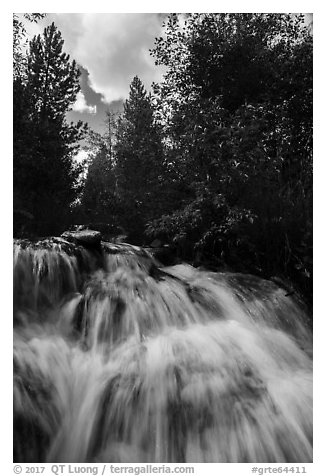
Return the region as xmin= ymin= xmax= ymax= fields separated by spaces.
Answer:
xmin=25 ymin=13 xmax=166 ymax=133
xmin=23 ymin=12 xmax=312 ymax=137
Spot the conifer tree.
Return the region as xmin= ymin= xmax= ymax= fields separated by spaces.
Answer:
xmin=81 ymin=145 xmax=117 ymax=223
xmin=13 ymin=22 xmax=87 ymax=235
xmin=115 ymin=76 xmax=165 ymax=239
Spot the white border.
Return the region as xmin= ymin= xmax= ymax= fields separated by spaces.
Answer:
xmin=2 ymin=4 xmax=324 ymax=475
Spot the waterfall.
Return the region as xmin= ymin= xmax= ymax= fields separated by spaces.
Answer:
xmin=13 ymin=236 xmax=312 ymax=463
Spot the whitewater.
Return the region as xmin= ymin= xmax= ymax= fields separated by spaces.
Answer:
xmin=13 ymin=235 xmax=312 ymax=463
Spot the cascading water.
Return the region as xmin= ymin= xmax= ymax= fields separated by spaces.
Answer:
xmin=13 ymin=236 xmax=312 ymax=463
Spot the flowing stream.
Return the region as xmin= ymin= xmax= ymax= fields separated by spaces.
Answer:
xmin=13 ymin=237 xmax=312 ymax=463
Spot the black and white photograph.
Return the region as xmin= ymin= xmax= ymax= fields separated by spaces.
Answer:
xmin=12 ymin=6 xmax=314 ymax=470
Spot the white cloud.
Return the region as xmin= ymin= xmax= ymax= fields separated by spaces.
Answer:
xmin=72 ymin=91 xmax=97 ymax=114
xmin=45 ymin=13 xmax=165 ymax=103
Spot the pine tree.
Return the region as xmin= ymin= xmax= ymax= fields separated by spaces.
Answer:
xmin=81 ymin=145 xmax=117 ymax=223
xmin=115 ymin=76 xmax=165 ymax=239
xmin=13 ymin=22 xmax=87 ymax=236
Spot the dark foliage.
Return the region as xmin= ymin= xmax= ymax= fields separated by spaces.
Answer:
xmin=146 ymin=14 xmax=312 ymax=303
xmin=13 ymin=14 xmax=312 ymax=304
xmin=13 ymin=19 xmax=87 ymax=236
xmin=113 ymin=77 xmax=167 ymax=241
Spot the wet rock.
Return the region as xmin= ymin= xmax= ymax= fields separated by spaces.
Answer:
xmin=61 ymin=229 xmax=102 ymax=246
xmin=144 ymin=244 xmax=176 ymax=266
xmin=69 ymin=223 xmax=126 ymax=242
xmin=150 ymin=239 xmax=162 ymax=248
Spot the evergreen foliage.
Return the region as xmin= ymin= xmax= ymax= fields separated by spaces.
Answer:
xmin=114 ymin=76 xmax=166 ymax=239
xmin=13 ymin=20 xmax=87 ymax=236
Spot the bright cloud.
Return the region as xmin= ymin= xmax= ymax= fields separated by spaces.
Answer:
xmin=42 ymin=13 xmax=166 ymax=103
xmin=72 ymin=91 xmax=97 ymax=114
